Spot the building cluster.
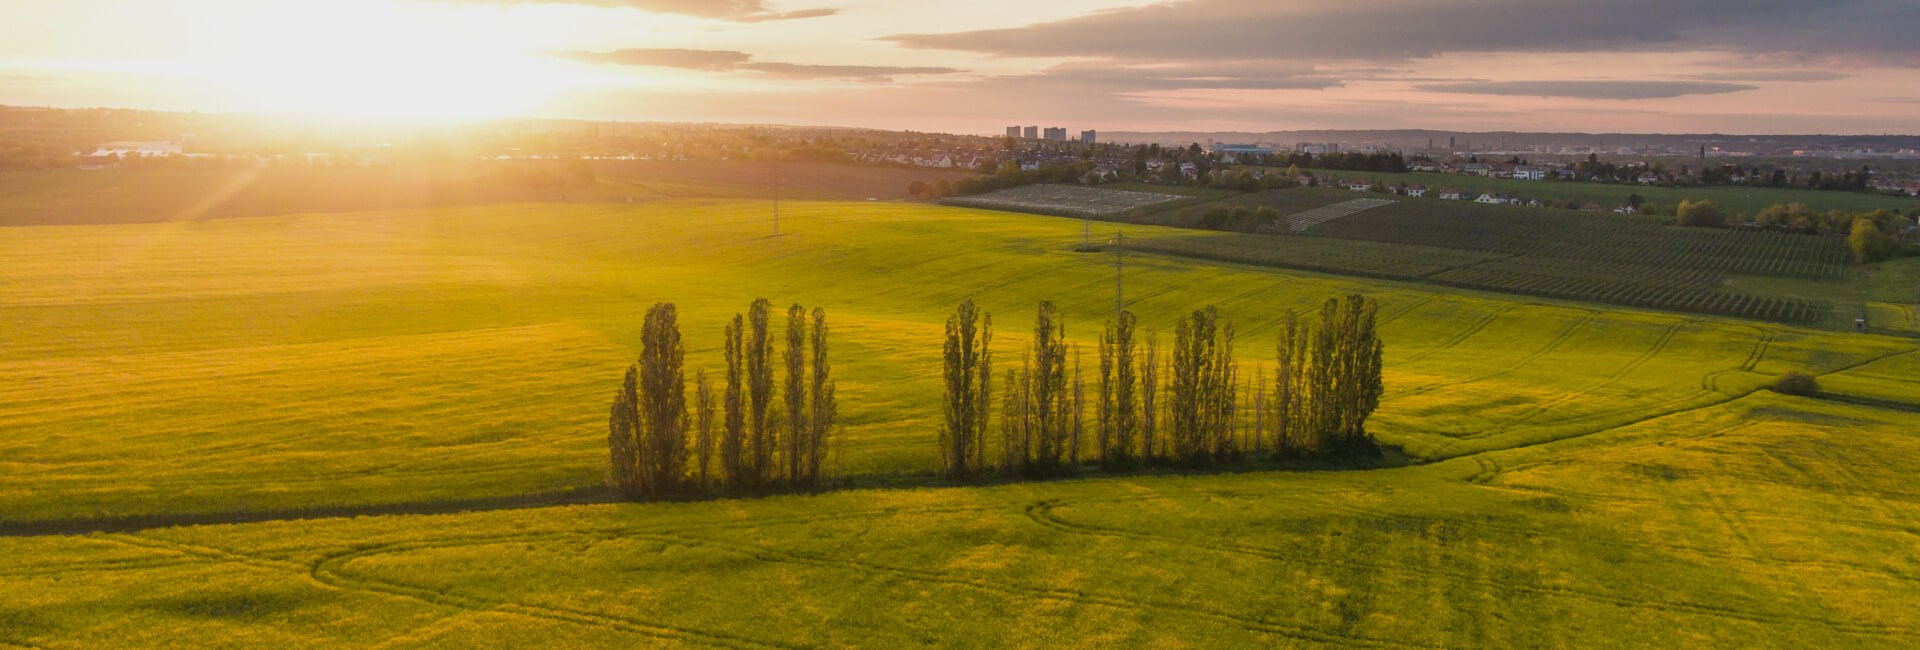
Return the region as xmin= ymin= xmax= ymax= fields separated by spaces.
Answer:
xmin=1006 ymin=125 xmax=1097 ymax=145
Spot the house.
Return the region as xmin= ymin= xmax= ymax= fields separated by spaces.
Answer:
xmin=1513 ymin=167 xmax=1547 ymax=181
xmin=1347 ymin=179 xmax=1375 ymax=192
xmin=1178 ymin=162 xmax=1199 ymax=179
xmin=1405 ymin=184 xmax=1428 ymax=198
xmin=1614 ymin=204 xmax=1638 ymax=214
xmin=1438 ymin=187 xmax=1463 ymax=200
xmin=1475 ymin=192 xmax=1503 ymax=204
xmin=1411 ymin=163 xmax=1440 ymax=172
xmin=1462 ymin=163 xmax=1493 ymax=177
xmin=1637 ymin=172 xmax=1662 ymax=185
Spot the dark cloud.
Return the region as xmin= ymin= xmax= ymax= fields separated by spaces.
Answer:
xmin=886 ymin=0 xmax=1920 ymax=61
xmin=1689 ymin=70 xmax=1850 ymax=82
xmin=446 ymin=0 xmax=835 ymax=22
xmin=739 ymin=62 xmax=961 ymax=80
xmin=1006 ymin=61 xmax=1345 ymax=91
xmin=1414 ymin=80 xmax=1758 ymax=100
xmin=553 ymin=49 xmax=962 ymax=81
xmin=554 ymin=48 xmax=751 ymax=71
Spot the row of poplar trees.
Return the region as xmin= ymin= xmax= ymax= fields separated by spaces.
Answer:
xmin=609 ymin=299 xmax=837 ymax=499
xmin=939 ymin=295 xmax=1384 ymax=479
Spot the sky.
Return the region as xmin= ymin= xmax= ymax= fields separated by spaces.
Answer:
xmin=3 ymin=0 xmax=1919 ymax=135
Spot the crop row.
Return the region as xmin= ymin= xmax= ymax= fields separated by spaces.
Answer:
xmin=1302 ymin=201 xmax=1850 ymax=281
xmin=1126 ymin=234 xmax=1492 ymax=282
xmin=1430 ymin=266 xmax=1830 ymax=324
xmin=943 ymin=185 xmax=1180 ymax=218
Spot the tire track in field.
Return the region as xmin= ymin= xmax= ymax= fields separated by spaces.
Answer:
xmin=309 ymin=539 xmax=792 ymax=650
xmin=1024 ymin=498 xmax=1915 ymax=637
xmin=1452 ymin=319 xmax=1692 ymax=443
xmin=611 ymin=530 xmax=1416 ymax=649
xmin=1390 ymin=311 xmax=1598 ymax=400
xmin=1395 ymin=304 xmax=1519 ymax=366
xmin=1377 ymin=295 xmax=1441 ymax=327
xmin=295 ymin=508 xmax=1410 ymax=649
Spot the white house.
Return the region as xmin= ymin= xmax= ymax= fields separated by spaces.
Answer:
xmin=1475 ymin=192 xmax=1503 ymax=204
xmin=1513 ymin=167 xmax=1547 ymax=181
xmin=1347 ymin=179 xmax=1375 ymax=191
xmin=1405 ymin=184 xmax=1428 ymax=198
xmin=1438 ymin=188 xmax=1463 ymax=200
xmin=1637 ymin=172 xmax=1662 ymax=185
xmin=1462 ymin=163 xmax=1493 ymax=176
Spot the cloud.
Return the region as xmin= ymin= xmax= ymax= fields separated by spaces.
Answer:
xmin=554 ymin=48 xmax=751 ymax=71
xmin=1413 ymin=80 xmax=1758 ymax=100
xmin=739 ymin=62 xmax=961 ymax=80
xmin=553 ymin=49 xmax=962 ymax=81
xmin=1688 ymin=70 xmax=1849 ymax=82
xmin=445 ymin=0 xmax=835 ymax=22
xmin=886 ymin=0 xmax=1920 ymax=62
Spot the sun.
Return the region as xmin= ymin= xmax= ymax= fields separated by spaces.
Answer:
xmin=182 ymin=0 xmax=583 ymax=123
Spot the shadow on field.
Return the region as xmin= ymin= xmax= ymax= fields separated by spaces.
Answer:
xmin=3 ymin=449 xmax=1418 ymax=538
xmin=0 ymin=487 xmax=615 ymax=538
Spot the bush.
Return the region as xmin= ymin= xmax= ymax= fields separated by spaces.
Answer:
xmin=1772 ymin=371 xmax=1820 ymax=396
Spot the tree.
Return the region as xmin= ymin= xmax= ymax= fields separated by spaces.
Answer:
xmin=1772 ymin=371 xmax=1820 ymax=396
xmin=784 ymin=303 xmax=808 ymax=484
xmin=1850 ymin=216 xmax=1900 ymax=263
xmin=694 ymin=369 xmax=716 ymax=489
xmin=746 ymin=298 xmax=775 ymax=490
xmin=635 ymin=303 xmax=689 ymax=496
xmin=941 ymin=301 xmax=993 ymax=479
xmin=721 ymin=315 xmax=748 ymax=488
xmin=806 ymin=306 xmax=836 ymax=487
xmin=1676 ymin=199 xmax=1727 ymax=228
xmin=607 ymin=365 xmax=643 ymax=499
xmin=1027 ymin=301 xmax=1070 ymax=474
xmin=1141 ymin=331 xmax=1159 ymax=463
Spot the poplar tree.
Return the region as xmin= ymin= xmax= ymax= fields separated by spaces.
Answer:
xmin=607 ymin=365 xmax=642 ymax=499
xmin=1028 ymin=302 xmax=1069 ymax=474
xmin=941 ymin=300 xmax=991 ymax=479
xmin=695 ymin=368 xmax=715 ymax=490
xmin=807 ymin=306 xmax=835 ymax=487
xmin=784 ymin=303 xmax=808 ymax=484
xmin=1000 ymin=367 xmax=1024 ymax=476
xmin=636 ymin=302 xmax=688 ymax=496
xmin=1141 ymin=331 xmax=1159 ymax=464
xmin=1070 ymin=345 xmax=1084 ymax=467
xmin=746 ymin=298 xmax=775 ymax=489
xmin=1111 ymin=311 xmax=1138 ymax=469
xmin=722 ymin=314 xmax=747 ymax=487
xmin=1098 ymin=323 xmax=1115 ymax=464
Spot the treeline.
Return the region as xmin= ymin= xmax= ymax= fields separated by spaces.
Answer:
xmin=608 ymin=299 xmax=837 ymax=499
xmin=1270 ymin=152 xmax=1408 ymax=174
xmin=1671 ymin=200 xmax=1916 ymax=262
xmin=939 ymin=295 xmax=1385 ymax=480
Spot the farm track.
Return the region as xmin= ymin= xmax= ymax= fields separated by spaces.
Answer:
xmin=1469 ymin=319 xmax=1693 ymax=434
xmin=1024 ymin=497 xmax=1916 ymax=637
xmin=1395 ymin=305 xmax=1520 ymax=365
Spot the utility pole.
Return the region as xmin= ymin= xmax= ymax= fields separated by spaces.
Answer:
xmin=1114 ymin=230 xmax=1125 ymax=321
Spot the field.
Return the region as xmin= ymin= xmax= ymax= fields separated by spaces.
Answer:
xmin=940 ymin=184 xmax=1180 ymax=218
xmin=0 ymin=161 xmax=966 ymax=226
xmin=5 ymin=183 xmax=1920 ymax=646
xmin=1285 ymin=166 xmax=1920 ymax=215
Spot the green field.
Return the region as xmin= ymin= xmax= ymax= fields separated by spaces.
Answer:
xmin=1288 ymin=167 xmax=1920 ymax=215
xmin=5 ymin=187 xmax=1920 ymax=646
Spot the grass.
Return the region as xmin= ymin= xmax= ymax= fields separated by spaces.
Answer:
xmin=4 ymin=187 xmax=1920 ymax=646
xmin=1286 ymin=166 xmax=1920 ymax=215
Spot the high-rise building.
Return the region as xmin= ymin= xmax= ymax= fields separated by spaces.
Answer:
xmin=1043 ymin=127 xmax=1067 ymax=142
xmin=1006 ymin=126 xmax=1021 ymax=139
xmin=1080 ymin=130 xmax=1096 ymax=145
xmin=1023 ymin=126 xmax=1038 ymax=140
